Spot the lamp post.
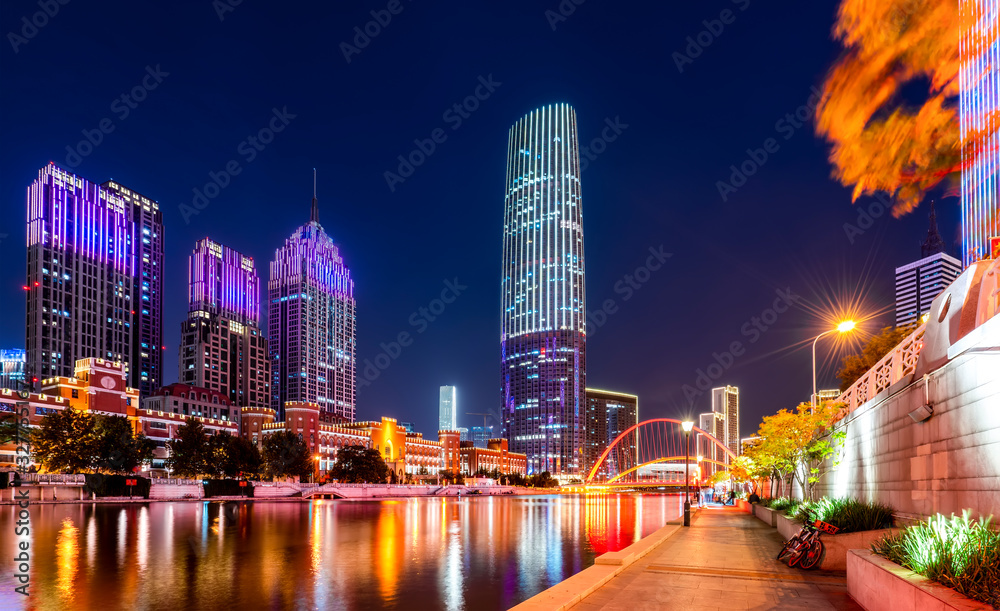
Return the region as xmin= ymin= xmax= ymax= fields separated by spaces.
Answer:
xmin=682 ymin=421 xmax=693 ymax=526
xmin=812 ymin=320 xmax=856 ymax=407
xmin=697 ymin=454 xmax=703 ymax=506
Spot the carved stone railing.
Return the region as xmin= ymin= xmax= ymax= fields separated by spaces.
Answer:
xmin=837 ymin=324 xmax=925 ymax=414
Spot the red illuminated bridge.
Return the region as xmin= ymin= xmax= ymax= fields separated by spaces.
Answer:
xmin=585 ymin=419 xmax=737 ymax=487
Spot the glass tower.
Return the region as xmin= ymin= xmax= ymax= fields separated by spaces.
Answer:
xmin=268 ymin=191 xmax=355 ymax=421
xmin=439 ymin=385 xmax=456 ymax=431
xmin=501 ymin=103 xmax=586 ymax=476
xmin=960 ymin=0 xmax=1000 ymax=266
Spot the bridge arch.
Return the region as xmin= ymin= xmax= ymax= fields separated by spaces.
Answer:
xmin=585 ymin=418 xmax=737 ymax=485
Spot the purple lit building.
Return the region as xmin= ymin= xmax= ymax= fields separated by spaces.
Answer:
xmin=179 ymin=239 xmax=269 ymax=411
xmin=501 ymin=104 xmax=587 ymax=476
xmin=268 ymin=190 xmax=356 ymax=421
xmin=25 ymin=164 xmax=138 ymax=389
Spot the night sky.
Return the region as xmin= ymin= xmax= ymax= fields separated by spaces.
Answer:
xmin=0 ymin=0 xmax=959 ymax=439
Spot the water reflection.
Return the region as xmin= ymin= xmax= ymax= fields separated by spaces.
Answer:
xmin=0 ymin=494 xmax=680 ymax=610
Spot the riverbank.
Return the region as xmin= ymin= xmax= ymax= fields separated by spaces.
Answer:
xmin=516 ymin=504 xmax=860 ymax=610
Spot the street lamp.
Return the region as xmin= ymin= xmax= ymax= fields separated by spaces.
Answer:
xmin=313 ymin=455 xmax=321 ymax=484
xmin=697 ymin=455 xmax=703 ymax=506
xmin=682 ymin=420 xmax=693 ymax=526
xmin=812 ymin=320 xmax=856 ymax=407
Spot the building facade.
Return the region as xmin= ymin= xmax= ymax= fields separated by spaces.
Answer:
xmin=698 ymin=410 xmax=726 ymax=477
xmin=711 ymin=385 xmax=739 ymax=459
xmin=895 ymin=203 xmax=963 ymax=327
xmin=439 ymin=385 xmax=456 ymax=431
xmin=102 ymin=180 xmax=164 ymax=399
xmin=269 ymin=195 xmax=355 ymax=421
xmin=471 ymin=425 xmax=495 ymax=448
xmin=0 ymin=349 xmax=26 ymax=392
xmin=458 ymin=438 xmax=528 ymax=477
xmin=501 ymin=103 xmax=587 ymax=476
xmin=959 ymin=0 xmax=1000 ymax=267
xmin=584 ymin=388 xmax=638 ymax=478
xmin=180 ymin=239 xmax=269 ymax=410
xmin=142 ymin=383 xmax=237 ymax=422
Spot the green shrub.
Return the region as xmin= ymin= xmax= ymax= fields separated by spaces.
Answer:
xmin=794 ymin=497 xmax=894 ymax=533
xmin=872 ymin=512 xmax=1000 ymax=607
xmin=768 ymin=497 xmax=797 ymax=511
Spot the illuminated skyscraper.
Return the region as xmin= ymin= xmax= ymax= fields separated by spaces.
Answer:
xmin=894 ymin=203 xmax=962 ymax=327
xmin=269 ymin=185 xmax=355 ymax=421
xmin=180 ymin=239 xmax=269 ymax=411
xmin=439 ymin=385 xmax=457 ymax=431
xmin=0 ymin=349 xmax=26 ymax=391
xmin=711 ymin=385 xmax=739 ymax=459
xmin=25 ymin=164 xmax=156 ymax=392
xmin=584 ymin=389 xmax=637 ymax=478
xmin=960 ymin=0 xmax=1000 ymax=266
xmin=501 ymin=103 xmax=587 ymax=476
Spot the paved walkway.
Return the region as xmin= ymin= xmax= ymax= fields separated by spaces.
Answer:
xmin=572 ymin=505 xmax=861 ymax=611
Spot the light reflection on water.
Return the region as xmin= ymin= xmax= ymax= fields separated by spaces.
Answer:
xmin=0 ymin=493 xmax=681 ymax=610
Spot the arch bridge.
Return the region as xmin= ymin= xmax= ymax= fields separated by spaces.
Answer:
xmin=585 ymin=419 xmax=737 ymax=488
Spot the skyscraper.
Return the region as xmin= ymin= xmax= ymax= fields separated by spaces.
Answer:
xmin=894 ymin=203 xmax=962 ymax=327
xmin=0 ymin=349 xmax=26 ymax=391
xmin=102 ymin=180 xmax=164 ymax=399
xmin=960 ymin=0 xmax=1000 ymax=266
xmin=711 ymin=385 xmax=739 ymax=459
xmin=439 ymin=385 xmax=456 ymax=431
xmin=269 ymin=183 xmax=355 ymax=421
xmin=25 ymin=165 xmax=142 ymax=391
xmin=501 ymin=103 xmax=587 ymax=476
xmin=584 ymin=388 xmax=638 ymax=478
xmin=179 ymin=239 xmax=269 ymax=411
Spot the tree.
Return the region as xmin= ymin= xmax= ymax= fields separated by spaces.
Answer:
xmin=227 ymin=435 xmax=263 ymax=480
xmin=262 ymin=431 xmax=314 ymax=480
xmin=439 ymin=469 xmax=465 ymax=485
xmin=328 ymin=445 xmax=388 ymax=483
xmin=93 ymin=415 xmax=155 ymax=474
xmin=837 ymin=324 xmax=916 ymax=391
xmin=0 ymin=413 xmax=21 ymax=446
xmin=31 ymin=409 xmax=99 ymax=473
xmin=526 ymin=471 xmax=558 ymax=488
xmin=166 ymin=418 xmax=210 ymax=477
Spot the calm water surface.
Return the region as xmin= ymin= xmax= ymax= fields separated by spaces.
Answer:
xmin=1 ymin=494 xmax=682 ymax=610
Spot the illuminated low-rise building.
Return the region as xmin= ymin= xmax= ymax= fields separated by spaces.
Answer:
xmin=458 ymin=438 xmax=527 ymax=476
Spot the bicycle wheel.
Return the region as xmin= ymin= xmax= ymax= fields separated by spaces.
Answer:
xmin=785 ymin=535 xmax=811 ymax=567
xmin=776 ymin=534 xmax=799 ymax=561
xmin=799 ymin=539 xmax=824 ymax=570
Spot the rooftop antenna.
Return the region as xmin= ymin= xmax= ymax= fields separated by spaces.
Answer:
xmin=310 ymin=168 xmax=319 ymax=224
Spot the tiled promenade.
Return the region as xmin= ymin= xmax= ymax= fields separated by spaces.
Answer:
xmin=506 ymin=504 xmax=861 ymax=611
xmin=572 ymin=505 xmax=861 ymax=611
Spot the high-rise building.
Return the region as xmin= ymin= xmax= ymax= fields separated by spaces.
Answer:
xmin=698 ymin=410 xmax=726 ymax=477
xmin=501 ymin=103 xmax=587 ymax=476
xmin=179 ymin=239 xmax=269 ymax=411
xmin=711 ymin=385 xmax=739 ymax=458
xmin=0 ymin=350 xmax=26 ymax=391
xmin=439 ymin=385 xmax=457 ymax=431
xmin=584 ymin=388 xmax=637 ymax=478
xmin=959 ymin=0 xmax=1000 ymax=267
xmin=895 ymin=204 xmax=962 ymax=326
xmin=26 ymin=165 xmax=137 ymax=391
xmin=102 ymin=180 xmax=164 ymax=400
xmin=269 ymin=185 xmax=355 ymax=421
xmin=471 ymin=425 xmax=495 ymax=448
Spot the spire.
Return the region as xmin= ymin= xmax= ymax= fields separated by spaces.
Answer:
xmin=310 ymin=168 xmax=319 ymax=224
xmin=921 ymin=200 xmax=945 ymax=257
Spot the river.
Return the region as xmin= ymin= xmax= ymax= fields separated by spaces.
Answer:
xmin=1 ymin=493 xmax=682 ymax=610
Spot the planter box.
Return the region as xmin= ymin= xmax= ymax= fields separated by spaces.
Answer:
xmin=777 ymin=512 xmax=800 ymax=540
xmin=754 ymin=505 xmax=779 ymax=527
xmin=847 ymin=549 xmax=992 ymax=610
xmin=736 ymin=499 xmax=750 ymax=512
xmin=815 ymin=527 xmax=900 ymax=571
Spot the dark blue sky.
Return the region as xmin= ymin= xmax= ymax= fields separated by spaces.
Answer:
xmin=0 ymin=0 xmax=958 ymax=439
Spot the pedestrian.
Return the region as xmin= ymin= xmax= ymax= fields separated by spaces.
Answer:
xmin=728 ymin=490 xmax=736 ymax=505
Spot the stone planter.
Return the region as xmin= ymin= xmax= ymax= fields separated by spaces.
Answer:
xmin=754 ymin=505 xmax=778 ymax=527
xmin=776 ymin=512 xmax=800 ymax=540
xmin=847 ymin=549 xmax=992 ymax=610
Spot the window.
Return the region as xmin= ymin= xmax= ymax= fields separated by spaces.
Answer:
xmin=71 ymin=389 xmax=78 ymax=398
xmin=150 ymin=421 xmax=167 ymax=430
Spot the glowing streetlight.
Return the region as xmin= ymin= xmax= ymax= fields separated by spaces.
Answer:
xmin=812 ymin=320 xmax=856 ymax=407
xmin=682 ymin=420 xmax=694 ymax=526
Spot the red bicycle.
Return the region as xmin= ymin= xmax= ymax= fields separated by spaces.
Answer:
xmin=776 ymin=513 xmax=839 ymax=569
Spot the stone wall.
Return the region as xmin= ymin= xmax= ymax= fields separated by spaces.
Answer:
xmin=815 ymin=320 xmax=1000 ymax=520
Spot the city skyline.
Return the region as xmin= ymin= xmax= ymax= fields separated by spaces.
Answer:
xmin=0 ymin=1 xmax=982 ymax=441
